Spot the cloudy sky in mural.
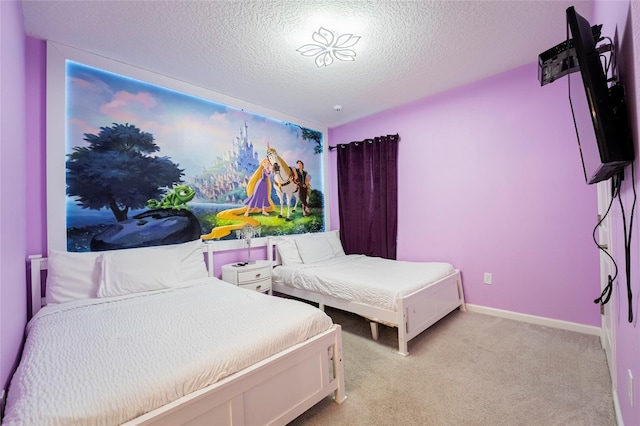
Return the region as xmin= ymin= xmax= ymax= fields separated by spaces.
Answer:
xmin=65 ymin=61 xmax=322 ymax=184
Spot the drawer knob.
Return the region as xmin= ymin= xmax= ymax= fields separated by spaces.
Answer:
xmin=256 ymin=285 xmax=262 ymax=290
xmin=255 ymin=273 xmax=262 ymax=278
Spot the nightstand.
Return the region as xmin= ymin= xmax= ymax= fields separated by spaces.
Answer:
xmin=221 ymin=260 xmax=272 ymax=294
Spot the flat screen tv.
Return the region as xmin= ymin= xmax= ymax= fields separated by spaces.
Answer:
xmin=566 ymin=6 xmax=633 ymax=184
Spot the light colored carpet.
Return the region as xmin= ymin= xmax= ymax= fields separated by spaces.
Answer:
xmin=288 ymin=307 xmax=615 ymax=426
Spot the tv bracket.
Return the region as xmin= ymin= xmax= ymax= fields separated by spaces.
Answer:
xmin=538 ymin=25 xmax=613 ymax=86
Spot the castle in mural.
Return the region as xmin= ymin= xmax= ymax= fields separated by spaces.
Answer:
xmin=224 ymin=122 xmax=260 ymax=172
xmin=190 ymin=122 xmax=261 ymax=204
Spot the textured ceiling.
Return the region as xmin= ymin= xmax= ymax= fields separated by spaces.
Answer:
xmin=21 ymin=0 xmax=595 ymax=128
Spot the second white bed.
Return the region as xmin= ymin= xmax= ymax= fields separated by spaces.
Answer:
xmin=268 ymin=232 xmax=466 ymax=356
xmin=273 ymin=255 xmax=456 ymax=312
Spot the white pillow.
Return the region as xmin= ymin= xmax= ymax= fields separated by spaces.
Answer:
xmin=325 ymin=231 xmax=346 ymax=257
xmin=276 ymin=238 xmax=303 ymax=266
xmin=179 ymin=239 xmax=209 ymax=281
xmin=97 ymin=240 xmax=207 ymax=298
xmin=296 ymin=236 xmax=335 ymax=263
xmin=45 ymin=250 xmax=102 ymax=304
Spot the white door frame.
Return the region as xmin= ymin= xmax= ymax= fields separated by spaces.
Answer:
xmin=597 ymin=180 xmax=616 ymax=387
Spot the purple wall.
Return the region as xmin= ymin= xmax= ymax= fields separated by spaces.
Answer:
xmin=329 ymin=62 xmax=601 ymax=326
xmin=25 ymin=38 xmax=47 ymax=257
xmin=0 ymin=0 xmax=27 ymax=391
xmin=593 ymin=1 xmax=640 ymax=423
xmin=5 ymin=0 xmax=637 ymax=420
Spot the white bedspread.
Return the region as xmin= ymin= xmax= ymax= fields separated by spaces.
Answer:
xmin=4 ymin=278 xmax=332 ymax=425
xmin=273 ymin=255 xmax=455 ymax=311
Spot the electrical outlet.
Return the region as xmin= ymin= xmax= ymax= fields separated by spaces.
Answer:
xmin=629 ymin=369 xmax=634 ymax=407
xmin=483 ymin=272 xmax=493 ymax=285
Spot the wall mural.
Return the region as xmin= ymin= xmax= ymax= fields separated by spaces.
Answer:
xmin=64 ymin=61 xmax=325 ymax=252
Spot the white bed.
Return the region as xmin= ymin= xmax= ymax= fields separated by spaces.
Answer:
xmin=4 ymin=240 xmax=346 ymax=425
xmin=267 ymin=231 xmax=466 ymax=356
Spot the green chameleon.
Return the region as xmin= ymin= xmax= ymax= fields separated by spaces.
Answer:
xmin=147 ymin=185 xmax=196 ymax=210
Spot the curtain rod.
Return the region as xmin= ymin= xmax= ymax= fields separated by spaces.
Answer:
xmin=328 ymin=134 xmax=399 ymax=151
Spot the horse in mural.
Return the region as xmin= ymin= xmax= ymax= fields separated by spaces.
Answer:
xmin=266 ymin=144 xmax=299 ymax=221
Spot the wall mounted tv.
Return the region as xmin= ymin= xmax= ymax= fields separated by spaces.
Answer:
xmin=566 ymin=6 xmax=633 ymax=184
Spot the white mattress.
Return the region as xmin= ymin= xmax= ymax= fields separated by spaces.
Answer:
xmin=3 ymin=278 xmax=333 ymax=425
xmin=273 ymin=255 xmax=455 ymax=311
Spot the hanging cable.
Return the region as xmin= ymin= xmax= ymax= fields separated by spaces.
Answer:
xmin=599 ymin=36 xmax=615 ymax=78
xmin=617 ymin=163 xmax=636 ymax=323
xmin=593 ymin=175 xmax=620 ymax=306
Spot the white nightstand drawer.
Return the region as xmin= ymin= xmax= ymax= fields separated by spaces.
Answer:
xmin=239 ymin=278 xmax=271 ymax=293
xmin=237 ymin=267 xmax=270 ymax=284
xmin=221 ymin=260 xmax=272 ymax=295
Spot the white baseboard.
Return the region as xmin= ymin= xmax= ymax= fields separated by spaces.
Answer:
xmin=465 ymin=304 xmax=600 ymax=336
xmin=613 ymin=388 xmax=624 ymax=426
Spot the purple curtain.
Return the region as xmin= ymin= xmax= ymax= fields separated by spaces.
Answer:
xmin=337 ymin=134 xmax=399 ymax=259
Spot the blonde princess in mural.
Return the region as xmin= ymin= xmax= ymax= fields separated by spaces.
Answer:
xmin=243 ymin=158 xmax=276 ymax=216
xmin=201 ymin=156 xmax=276 ymax=240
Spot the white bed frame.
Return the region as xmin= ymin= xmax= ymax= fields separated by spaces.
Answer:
xmin=29 ymin=254 xmax=346 ymax=425
xmin=266 ymin=233 xmax=466 ymax=356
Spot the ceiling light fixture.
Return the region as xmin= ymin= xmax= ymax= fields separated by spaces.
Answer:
xmin=296 ymin=27 xmax=361 ymax=68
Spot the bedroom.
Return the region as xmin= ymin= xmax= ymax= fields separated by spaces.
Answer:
xmin=1 ymin=0 xmax=639 ymax=425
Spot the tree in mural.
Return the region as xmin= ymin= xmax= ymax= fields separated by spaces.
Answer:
xmin=66 ymin=123 xmax=184 ymax=222
xmin=286 ymin=124 xmax=323 ymax=154
xmin=299 ymin=126 xmax=323 ymax=154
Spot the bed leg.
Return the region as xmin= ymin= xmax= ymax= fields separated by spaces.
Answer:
xmin=398 ymin=342 xmax=409 ymax=356
xmin=398 ymin=325 xmax=409 ymax=356
xmin=318 ymin=302 xmax=325 ymax=311
xmin=457 ymin=278 xmax=467 ymax=312
xmin=333 ymin=325 xmax=347 ymax=404
xmin=369 ymin=321 xmax=379 ymax=340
